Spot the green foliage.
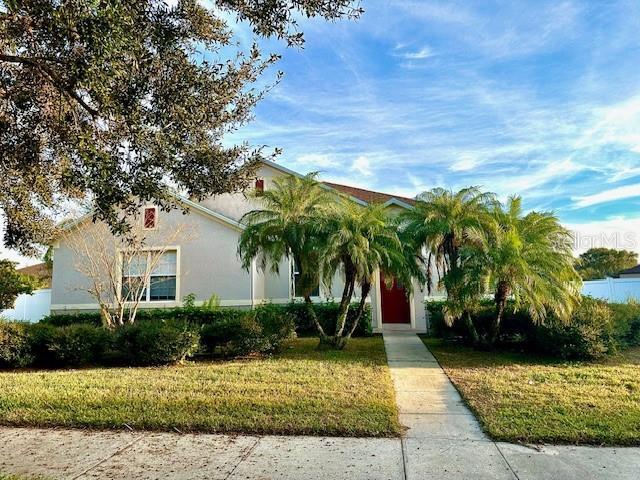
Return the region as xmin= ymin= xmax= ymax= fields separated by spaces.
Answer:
xmin=113 ymin=320 xmax=200 ymax=366
xmin=238 ymin=174 xmax=397 ymax=348
xmin=286 ymin=302 xmax=372 ymax=337
xmin=532 ymin=297 xmax=616 ymax=359
xmin=607 ymin=301 xmax=640 ymax=348
xmin=182 ymin=293 xmax=197 ymax=309
xmin=576 ymin=248 xmax=638 ymax=280
xmin=428 ymin=297 xmax=639 ymax=360
xmin=0 ymin=321 xmax=33 ymax=368
xmin=200 ymin=306 xmax=294 ymax=357
xmin=0 ymin=259 xmax=38 ymax=310
xmin=44 ymin=301 xmax=371 ymax=338
xmin=45 ymin=324 xmax=112 ymax=367
xmin=0 ymin=0 xmax=360 ymax=254
xmin=202 ymin=293 xmax=221 ymax=311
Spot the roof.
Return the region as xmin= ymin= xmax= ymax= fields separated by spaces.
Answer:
xmin=619 ymin=264 xmax=640 ymax=275
xmin=17 ymin=262 xmax=52 ymax=287
xmin=322 ymin=182 xmax=416 ymax=206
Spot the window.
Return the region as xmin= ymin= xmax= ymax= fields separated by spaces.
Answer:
xmin=255 ymin=178 xmax=264 ymax=194
xmin=292 ymin=259 xmax=320 ymax=298
xmin=143 ymin=206 xmax=157 ymax=229
xmin=121 ymin=250 xmax=177 ymax=302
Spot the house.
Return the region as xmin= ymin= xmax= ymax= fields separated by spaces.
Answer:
xmin=17 ymin=263 xmax=52 ymax=288
xmin=50 ymin=160 xmax=430 ymax=333
xmin=618 ymin=265 xmax=640 ymax=278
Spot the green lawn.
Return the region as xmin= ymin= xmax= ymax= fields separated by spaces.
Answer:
xmin=0 ymin=337 xmax=400 ymax=437
xmin=423 ymin=338 xmax=640 ymax=446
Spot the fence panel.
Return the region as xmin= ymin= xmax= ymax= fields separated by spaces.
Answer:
xmin=1 ymin=289 xmax=51 ymax=323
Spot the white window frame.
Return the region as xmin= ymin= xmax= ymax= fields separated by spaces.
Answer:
xmin=117 ymin=246 xmax=181 ymax=304
xmin=142 ymin=206 xmax=159 ymax=230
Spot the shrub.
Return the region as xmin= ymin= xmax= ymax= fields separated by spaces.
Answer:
xmin=200 ymin=306 xmax=295 ymax=357
xmin=608 ymin=301 xmax=640 ymax=348
xmin=46 ymin=323 xmax=112 ymax=366
xmin=532 ymin=297 xmax=616 ymax=360
xmin=41 ymin=312 xmax=102 ymax=327
xmin=113 ymin=320 xmax=200 ymax=366
xmin=285 ymin=302 xmax=372 ymax=337
xmin=0 ymin=321 xmax=33 ymax=368
xmin=43 ymin=302 xmax=372 ymax=337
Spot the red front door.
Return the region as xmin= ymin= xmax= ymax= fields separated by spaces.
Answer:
xmin=380 ymin=272 xmax=411 ymax=324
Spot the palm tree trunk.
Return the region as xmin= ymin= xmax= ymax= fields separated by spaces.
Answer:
xmin=342 ymin=280 xmax=372 ymax=343
xmin=335 ymin=260 xmax=356 ymax=340
xmin=490 ymin=281 xmax=510 ymax=345
xmin=463 ymin=310 xmax=480 ymax=346
xmin=305 ymin=295 xmax=330 ymax=343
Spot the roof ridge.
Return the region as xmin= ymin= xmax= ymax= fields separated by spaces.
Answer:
xmin=321 ymin=181 xmax=416 ymax=204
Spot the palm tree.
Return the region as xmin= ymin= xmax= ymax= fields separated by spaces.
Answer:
xmin=399 ymin=187 xmax=496 ymax=337
xmin=482 ymin=197 xmax=582 ymax=344
xmin=320 ymin=201 xmax=412 ymax=349
xmin=238 ymin=173 xmax=335 ymax=343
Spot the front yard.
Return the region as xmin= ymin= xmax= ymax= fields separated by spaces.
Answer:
xmin=0 ymin=337 xmax=400 ymax=437
xmin=424 ymin=338 xmax=640 ymax=445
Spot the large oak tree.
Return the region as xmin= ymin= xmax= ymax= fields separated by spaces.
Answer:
xmin=0 ymin=0 xmax=361 ymax=254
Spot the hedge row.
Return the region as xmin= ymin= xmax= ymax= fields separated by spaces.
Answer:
xmin=426 ymin=297 xmax=640 ymax=360
xmin=0 ymin=305 xmax=295 ymax=369
xmin=42 ymin=301 xmax=372 ymax=337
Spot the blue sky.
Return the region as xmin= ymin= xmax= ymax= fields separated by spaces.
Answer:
xmin=228 ymin=0 xmax=640 ymax=253
xmin=3 ymin=0 xmax=640 ymax=265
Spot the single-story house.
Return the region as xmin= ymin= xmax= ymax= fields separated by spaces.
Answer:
xmin=618 ymin=265 xmax=640 ymax=279
xmin=50 ymin=160 xmax=432 ymax=333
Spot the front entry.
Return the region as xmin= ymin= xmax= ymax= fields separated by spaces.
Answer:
xmin=380 ymin=272 xmax=411 ymax=324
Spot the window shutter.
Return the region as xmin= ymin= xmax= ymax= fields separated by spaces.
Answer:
xmin=143 ymin=207 xmax=157 ymax=229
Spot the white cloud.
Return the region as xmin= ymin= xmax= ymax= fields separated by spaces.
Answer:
xmin=401 ymin=46 xmax=434 ymax=60
xmin=350 ymin=155 xmax=374 ymax=176
xmin=573 ymin=183 xmax=640 ymax=208
xmin=295 ymin=153 xmax=337 ymax=169
xmin=449 ymin=155 xmax=478 ymax=172
xmin=565 ymin=217 xmax=640 ymax=256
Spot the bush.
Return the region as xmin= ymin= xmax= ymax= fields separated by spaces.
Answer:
xmin=200 ymin=305 xmax=295 ymax=357
xmin=284 ymin=302 xmax=372 ymax=337
xmin=113 ymin=320 xmax=200 ymax=366
xmin=43 ymin=301 xmax=372 ymax=338
xmin=46 ymin=323 xmax=112 ymax=366
xmin=532 ymin=297 xmax=616 ymax=360
xmin=425 ymin=299 xmax=531 ymax=342
xmin=0 ymin=321 xmax=33 ymax=368
xmin=608 ymin=301 xmax=640 ymax=348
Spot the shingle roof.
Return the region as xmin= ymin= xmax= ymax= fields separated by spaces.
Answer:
xmin=619 ymin=264 xmax=640 ymax=275
xmin=16 ymin=262 xmax=51 ymax=287
xmin=322 ymin=182 xmax=416 ymax=206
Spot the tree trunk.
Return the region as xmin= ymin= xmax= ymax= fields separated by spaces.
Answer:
xmin=490 ymin=281 xmax=510 ymax=346
xmin=463 ymin=310 xmax=480 ymax=347
xmin=305 ymin=295 xmax=330 ymax=344
xmin=334 ymin=259 xmax=356 ymax=340
xmin=341 ymin=280 xmax=372 ymax=344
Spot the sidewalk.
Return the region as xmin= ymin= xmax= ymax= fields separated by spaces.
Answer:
xmin=383 ymin=331 xmax=640 ymax=480
xmin=1 ymin=333 xmax=639 ymax=479
xmin=0 ymin=427 xmax=403 ymax=480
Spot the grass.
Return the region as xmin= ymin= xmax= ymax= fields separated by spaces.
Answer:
xmin=0 ymin=337 xmax=399 ymax=437
xmin=423 ymin=337 xmax=640 ymax=445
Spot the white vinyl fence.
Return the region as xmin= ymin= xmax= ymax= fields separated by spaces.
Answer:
xmin=582 ymin=278 xmax=640 ymax=303
xmin=1 ymin=288 xmax=51 ymax=323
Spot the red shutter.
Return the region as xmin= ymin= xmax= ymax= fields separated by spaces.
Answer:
xmin=144 ymin=207 xmax=157 ymax=229
xmin=255 ymin=179 xmax=264 ymax=193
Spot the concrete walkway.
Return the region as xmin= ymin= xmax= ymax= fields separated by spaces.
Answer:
xmin=383 ymin=331 xmax=640 ymax=480
xmin=1 ymin=333 xmax=639 ymax=479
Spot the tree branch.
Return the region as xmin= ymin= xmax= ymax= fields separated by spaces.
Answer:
xmin=0 ymin=53 xmax=99 ymax=117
